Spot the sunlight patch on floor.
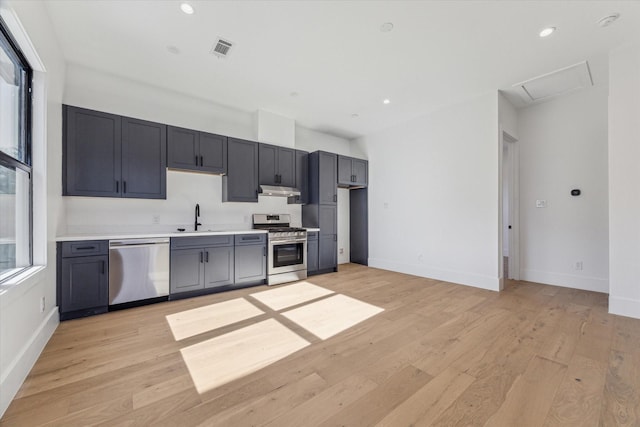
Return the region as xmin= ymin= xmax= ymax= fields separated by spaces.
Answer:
xmin=282 ymin=294 xmax=385 ymax=340
xmin=179 ymin=319 xmax=310 ymax=394
xmin=250 ymin=281 xmax=334 ymax=311
xmin=166 ymin=298 xmax=264 ymax=341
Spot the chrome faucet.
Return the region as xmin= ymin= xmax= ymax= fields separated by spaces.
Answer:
xmin=195 ymin=203 xmax=202 ymax=231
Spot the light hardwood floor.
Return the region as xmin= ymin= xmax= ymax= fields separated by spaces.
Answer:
xmin=2 ymin=264 xmax=639 ymax=426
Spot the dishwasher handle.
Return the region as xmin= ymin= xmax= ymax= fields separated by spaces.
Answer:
xmin=110 ymin=238 xmax=170 ymax=247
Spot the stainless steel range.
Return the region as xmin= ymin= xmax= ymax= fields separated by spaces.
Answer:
xmin=253 ymin=214 xmax=307 ymax=285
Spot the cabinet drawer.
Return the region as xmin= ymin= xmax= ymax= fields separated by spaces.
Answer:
xmin=61 ymin=240 xmax=108 ymax=258
xmin=234 ymin=234 xmax=266 ymax=246
xmin=307 ymin=232 xmax=318 ymax=241
xmin=171 ymin=235 xmax=233 ymax=249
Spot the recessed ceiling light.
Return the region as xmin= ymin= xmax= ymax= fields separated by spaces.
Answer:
xmin=539 ymin=27 xmax=556 ymax=38
xmin=383 ymin=99 xmax=390 ymax=105
xmin=351 ymin=113 xmax=359 ymax=118
xmin=180 ymin=3 xmax=194 ymax=14
xmin=597 ymin=13 xmax=620 ymax=27
xmin=380 ymin=22 xmax=394 ymax=33
xmin=167 ymin=45 xmax=180 ymax=54
xmin=290 ymin=91 xmax=299 ymax=97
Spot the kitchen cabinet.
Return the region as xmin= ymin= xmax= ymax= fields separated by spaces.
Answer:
xmin=338 ymin=155 xmax=368 ymax=188
xmin=307 ymin=231 xmax=319 ymax=275
xmin=234 ymin=234 xmax=267 ymax=285
xmin=63 ymin=105 xmax=166 ymax=199
xmin=259 ymin=143 xmax=296 ymax=187
xmin=167 ymin=126 xmax=227 ymax=174
xmin=170 ymin=235 xmax=235 ymax=295
xmin=302 ymin=151 xmax=338 ymax=273
xmin=288 ymin=149 xmax=309 ymax=205
xmin=223 ymin=138 xmax=259 ymax=202
xmin=350 ymin=188 xmax=368 ymax=266
xmin=318 ymin=234 xmax=337 ymax=271
xmin=57 ymin=240 xmax=109 ymax=320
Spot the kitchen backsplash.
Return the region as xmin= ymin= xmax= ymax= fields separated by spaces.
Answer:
xmin=63 ymin=171 xmax=302 ymax=235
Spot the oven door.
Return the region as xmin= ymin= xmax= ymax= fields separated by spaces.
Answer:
xmin=269 ymin=239 xmax=307 ymax=275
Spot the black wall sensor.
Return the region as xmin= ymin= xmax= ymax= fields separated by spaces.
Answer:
xmin=571 ymin=189 xmax=581 ymax=196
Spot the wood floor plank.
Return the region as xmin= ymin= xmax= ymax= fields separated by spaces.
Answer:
xmin=376 ymin=367 xmax=475 ymax=427
xmin=484 ymin=356 xmax=567 ymax=427
xmin=543 ymin=355 xmax=606 ymax=427
xmin=1 ymin=264 xmax=636 ymax=427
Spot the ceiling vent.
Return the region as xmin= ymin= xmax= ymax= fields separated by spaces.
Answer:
xmin=210 ymin=38 xmax=234 ymax=58
xmin=513 ymin=61 xmax=593 ymax=102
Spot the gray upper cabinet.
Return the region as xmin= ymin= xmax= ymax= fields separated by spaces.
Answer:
xmin=121 ymin=117 xmax=167 ymax=199
xmin=224 ymin=138 xmax=259 ymax=202
xmin=288 ymin=149 xmax=309 ymax=205
xmin=259 ymin=143 xmax=295 ymax=187
xmin=63 ymin=105 xmax=167 ymax=199
xmin=64 ymin=106 xmax=121 ymax=197
xmin=167 ymin=126 xmax=226 ymax=174
xmin=307 ymin=151 xmax=337 ymax=205
xmin=338 ymin=155 xmax=368 ymax=188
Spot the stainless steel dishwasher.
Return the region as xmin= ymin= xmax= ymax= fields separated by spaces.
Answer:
xmin=109 ymin=238 xmax=170 ymax=305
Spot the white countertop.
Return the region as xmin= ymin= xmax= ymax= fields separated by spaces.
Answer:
xmin=56 ymin=229 xmax=268 ymax=242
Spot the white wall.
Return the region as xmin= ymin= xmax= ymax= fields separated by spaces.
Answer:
xmin=517 ymin=85 xmax=609 ymax=293
xmin=609 ymin=44 xmax=640 ymax=318
xmin=0 ymin=0 xmax=66 ymax=417
xmin=354 ymin=93 xmax=500 ymax=291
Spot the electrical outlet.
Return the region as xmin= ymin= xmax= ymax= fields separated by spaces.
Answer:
xmin=152 ymin=215 xmax=160 ymax=224
xmin=575 ymin=261 xmax=583 ymax=271
xmin=339 ymin=248 xmax=344 ymax=254
xmin=536 ymin=200 xmax=547 ymax=208
xmin=40 ymin=296 xmax=45 ymax=313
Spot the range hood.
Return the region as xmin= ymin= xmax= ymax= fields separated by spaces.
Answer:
xmin=260 ymin=185 xmax=301 ymax=197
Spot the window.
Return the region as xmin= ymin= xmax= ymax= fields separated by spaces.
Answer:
xmin=0 ymin=17 xmax=32 ymax=282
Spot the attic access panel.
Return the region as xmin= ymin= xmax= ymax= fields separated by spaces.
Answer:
xmin=514 ymin=61 xmax=594 ymax=102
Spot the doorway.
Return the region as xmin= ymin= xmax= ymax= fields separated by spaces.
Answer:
xmin=501 ymin=131 xmax=519 ymax=284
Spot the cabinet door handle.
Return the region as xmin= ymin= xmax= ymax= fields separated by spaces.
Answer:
xmin=200 ymin=251 xmax=204 ymax=263
xmin=200 ymin=156 xmax=204 ymax=167
xmin=195 ymin=155 xmax=199 ymax=166
xmin=101 ymin=260 xmax=105 ymax=274
xmin=76 ymin=246 xmax=96 ymax=250
xmin=333 ymin=194 xmax=337 ymax=202
xmin=263 ymin=246 xmax=266 ymax=256
xmin=334 ymin=235 xmax=337 ymax=242
xmin=116 ymin=180 xmax=119 ymax=193
xmin=255 ymin=189 xmax=259 ymax=198
xmin=123 ymin=181 xmax=127 ymax=193
xmin=205 ymin=251 xmax=209 ymax=263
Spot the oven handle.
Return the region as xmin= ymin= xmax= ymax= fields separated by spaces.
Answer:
xmin=270 ymin=239 xmax=307 ymax=245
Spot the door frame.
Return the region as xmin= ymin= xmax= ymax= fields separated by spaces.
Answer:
xmin=500 ymin=128 xmax=519 ymax=288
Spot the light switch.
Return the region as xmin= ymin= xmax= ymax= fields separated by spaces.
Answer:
xmin=536 ymin=200 xmax=547 ymax=208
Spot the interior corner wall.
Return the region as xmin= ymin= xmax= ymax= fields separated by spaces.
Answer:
xmin=609 ymin=44 xmax=640 ymax=318
xmin=357 ymin=93 xmax=501 ymax=291
xmin=517 ymin=85 xmax=609 ymax=293
xmin=0 ymin=0 xmax=66 ymax=417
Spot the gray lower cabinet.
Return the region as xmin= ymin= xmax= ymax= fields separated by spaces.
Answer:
xmin=234 ymin=234 xmax=267 ymax=285
xmin=58 ymin=240 xmax=109 ymax=320
xmin=170 ymin=235 xmax=235 ymax=295
xmin=319 ymin=234 xmax=337 ymax=271
xmin=224 ymin=138 xmax=260 ymax=202
xmin=307 ymin=232 xmax=319 ymax=275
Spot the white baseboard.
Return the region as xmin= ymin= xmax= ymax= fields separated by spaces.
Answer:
xmin=609 ymin=296 xmax=640 ymax=319
xmin=0 ymin=307 xmax=58 ymax=417
xmin=520 ymin=269 xmax=608 ymax=293
xmin=368 ymin=258 xmax=500 ymax=292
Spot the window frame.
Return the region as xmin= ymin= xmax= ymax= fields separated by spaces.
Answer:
xmin=0 ymin=15 xmax=34 ymax=283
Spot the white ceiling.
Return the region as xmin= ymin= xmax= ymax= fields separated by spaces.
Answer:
xmin=43 ymin=1 xmax=640 ymax=139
